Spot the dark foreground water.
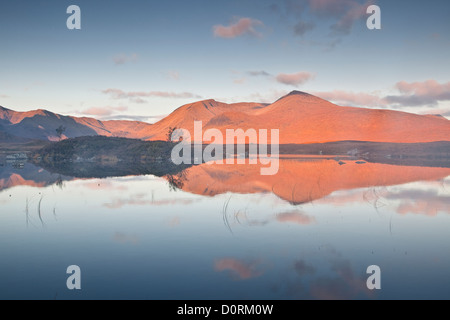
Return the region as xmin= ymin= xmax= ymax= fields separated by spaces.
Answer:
xmin=0 ymin=159 xmax=449 ymax=300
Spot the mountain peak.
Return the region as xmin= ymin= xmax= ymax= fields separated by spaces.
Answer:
xmin=275 ymin=90 xmax=324 ymax=103
xmin=287 ymin=90 xmax=313 ymax=97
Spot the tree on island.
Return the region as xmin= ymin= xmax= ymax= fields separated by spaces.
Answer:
xmin=56 ymin=125 xmax=66 ymax=141
xmin=166 ymin=126 xmax=179 ymax=142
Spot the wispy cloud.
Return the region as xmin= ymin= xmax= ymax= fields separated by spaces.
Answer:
xmin=102 ymin=88 xmax=202 ymax=103
xmin=385 ymin=80 xmax=450 ymax=107
xmin=113 ymin=53 xmax=139 ymax=65
xmin=166 ymin=70 xmax=180 ymax=80
xmin=309 ymin=0 xmax=374 ymax=35
xmin=312 ymin=80 xmax=450 ymax=110
xmin=100 ymin=114 xmax=168 ymax=123
xmin=294 ymin=21 xmax=316 ymax=36
xmin=81 ymin=106 xmax=128 ymax=117
xmin=213 ymin=17 xmax=264 ymax=39
xmin=0 ymin=94 xmax=9 ymax=99
xmin=233 ymin=78 xmax=246 ymax=84
xmin=272 ymin=0 xmax=376 ymax=48
xmin=276 ymin=71 xmax=315 ymax=87
xmin=247 ymin=70 xmax=272 ymax=77
xmin=313 ymin=90 xmax=387 ymax=107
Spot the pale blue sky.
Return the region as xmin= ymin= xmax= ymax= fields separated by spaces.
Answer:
xmin=1 ymin=0 xmax=449 ymax=121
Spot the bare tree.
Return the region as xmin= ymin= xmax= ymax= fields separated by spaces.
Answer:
xmin=56 ymin=125 xmax=66 ymax=141
xmin=166 ymin=127 xmax=178 ymax=142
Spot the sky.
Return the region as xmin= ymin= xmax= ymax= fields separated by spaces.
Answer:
xmin=0 ymin=0 xmax=449 ymax=122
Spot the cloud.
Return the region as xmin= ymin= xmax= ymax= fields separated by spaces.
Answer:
xmin=385 ymin=80 xmax=450 ymax=107
xmin=233 ymin=78 xmax=246 ymax=84
xmin=81 ymin=106 xmax=128 ymax=117
xmin=100 ymin=114 xmax=168 ymax=123
xmin=275 ymin=0 xmax=375 ymax=41
xmin=313 ymin=90 xmax=387 ymax=107
xmin=113 ymin=53 xmax=139 ymax=65
xmin=213 ymin=17 xmax=264 ymax=39
xmin=294 ymin=21 xmax=316 ymax=36
xmin=0 ymin=94 xmax=9 ymax=98
xmin=248 ymin=70 xmax=272 ymax=77
xmin=276 ymin=72 xmax=314 ymax=87
xmin=327 ymin=1 xmax=373 ymax=34
xmin=309 ymin=0 xmax=374 ymax=34
xmin=214 ymin=258 xmax=263 ymax=280
xmin=312 ymin=80 xmax=450 ymax=109
xmin=166 ymin=70 xmax=180 ymax=80
xmin=103 ymin=88 xmax=202 ymax=102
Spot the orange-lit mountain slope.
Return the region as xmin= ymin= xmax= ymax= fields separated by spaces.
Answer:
xmin=142 ymin=91 xmax=450 ymax=143
xmin=2 ymin=91 xmax=449 ymax=143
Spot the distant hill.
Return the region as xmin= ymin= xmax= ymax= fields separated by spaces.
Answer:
xmin=0 ymin=105 xmax=153 ymax=141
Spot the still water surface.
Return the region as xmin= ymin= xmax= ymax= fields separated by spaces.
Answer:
xmin=0 ymin=158 xmax=449 ymax=299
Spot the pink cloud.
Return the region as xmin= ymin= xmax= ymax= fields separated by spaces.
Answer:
xmin=312 ymin=80 xmax=450 ymax=109
xmin=81 ymin=106 xmax=128 ymax=117
xmin=386 ymin=80 xmax=450 ymax=107
xmin=313 ymin=90 xmax=387 ymax=107
xmin=396 ymin=80 xmax=450 ymax=97
xmin=276 ymin=72 xmax=314 ymax=87
xmin=214 ymin=258 xmax=263 ymax=280
xmin=102 ymin=88 xmax=202 ymax=101
xmin=233 ymin=78 xmax=246 ymax=84
xmin=213 ymin=17 xmax=263 ymax=39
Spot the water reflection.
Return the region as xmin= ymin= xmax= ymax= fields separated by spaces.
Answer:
xmin=1 ymin=156 xmax=450 ymax=299
xmin=2 ymin=157 xmax=450 ymax=210
xmin=170 ymin=158 xmax=450 ymax=205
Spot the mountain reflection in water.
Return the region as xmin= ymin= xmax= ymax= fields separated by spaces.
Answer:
xmin=1 ymin=155 xmax=450 ymax=300
xmin=3 ymin=157 xmax=448 ymax=206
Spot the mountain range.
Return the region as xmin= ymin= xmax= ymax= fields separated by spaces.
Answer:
xmin=1 ymin=91 xmax=450 ymax=144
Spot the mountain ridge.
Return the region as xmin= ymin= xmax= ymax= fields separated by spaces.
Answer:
xmin=1 ymin=91 xmax=449 ymax=144
xmin=0 ymin=105 xmax=154 ymax=141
